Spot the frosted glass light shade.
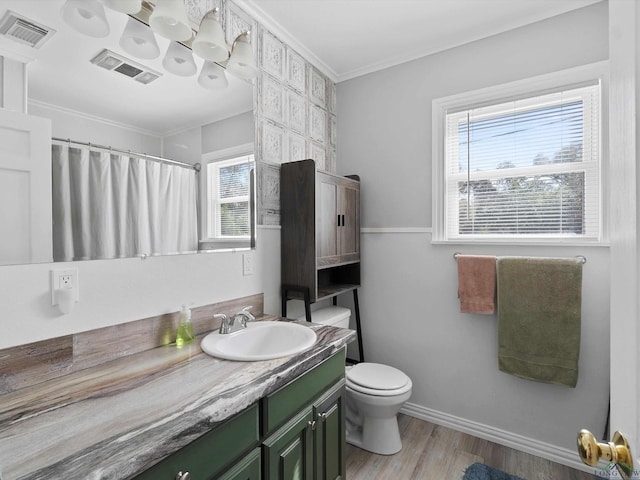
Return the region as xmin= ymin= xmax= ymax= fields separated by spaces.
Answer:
xmin=149 ymin=0 xmax=192 ymax=41
xmin=103 ymin=0 xmax=142 ymax=14
xmin=163 ymin=41 xmax=197 ymax=76
xmin=120 ymin=17 xmax=160 ymax=59
xmin=227 ymin=32 xmax=257 ymax=80
xmin=198 ymin=61 xmax=228 ymax=90
xmin=193 ymin=9 xmax=228 ymax=62
xmin=60 ymin=0 xmax=110 ymax=38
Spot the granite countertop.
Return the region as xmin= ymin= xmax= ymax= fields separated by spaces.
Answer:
xmin=0 ymin=319 xmax=355 ymax=480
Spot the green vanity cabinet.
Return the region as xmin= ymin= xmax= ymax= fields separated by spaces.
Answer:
xmin=133 ymin=404 xmax=259 ymax=480
xmin=133 ymin=349 xmax=346 ymax=480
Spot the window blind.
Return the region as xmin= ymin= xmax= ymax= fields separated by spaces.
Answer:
xmin=444 ymin=84 xmax=600 ymax=240
xmin=208 ymin=154 xmax=254 ymax=238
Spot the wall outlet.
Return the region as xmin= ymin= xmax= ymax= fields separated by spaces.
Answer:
xmin=50 ymin=268 xmax=79 ymax=305
xmin=242 ymin=252 xmax=255 ymax=276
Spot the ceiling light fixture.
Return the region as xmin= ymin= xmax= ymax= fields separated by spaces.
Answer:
xmin=60 ymin=0 xmax=110 ymax=38
xmin=192 ymin=8 xmax=228 ymax=63
xmin=119 ymin=16 xmax=160 ymax=59
xmin=103 ymin=0 xmax=143 ymax=15
xmin=149 ymin=0 xmax=192 ymax=41
xmin=227 ymin=32 xmax=257 ymax=80
xmin=62 ymin=0 xmax=257 ymax=89
xmin=163 ymin=41 xmax=197 ymax=76
xmin=198 ymin=60 xmax=228 ymax=90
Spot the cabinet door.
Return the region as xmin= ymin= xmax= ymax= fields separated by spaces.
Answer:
xmin=263 ymin=409 xmax=314 ymax=480
xmin=313 ymin=382 xmax=346 ymax=480
xmin=337 ymin=182 xmax=359 ymax=262
xmin=217 ymin=448 xmax=261 ymax=480
xmin=317 ymin=174 xmax=339 ymax=262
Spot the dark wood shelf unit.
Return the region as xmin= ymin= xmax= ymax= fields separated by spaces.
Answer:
xmin=280 ymin=159 xmax=365 ymax=364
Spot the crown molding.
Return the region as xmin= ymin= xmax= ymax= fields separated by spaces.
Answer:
xmin=232 ymin=0 xmax=338 ymax=83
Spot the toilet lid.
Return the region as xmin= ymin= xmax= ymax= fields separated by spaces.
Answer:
xmin=346 ymin=363 xmax=410 ymax=391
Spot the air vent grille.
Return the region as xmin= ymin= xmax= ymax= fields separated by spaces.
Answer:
xmin=0 ymin=11 xmax=54 ymax=48
xmin=90 ymin=49 xmax=162 ymax=85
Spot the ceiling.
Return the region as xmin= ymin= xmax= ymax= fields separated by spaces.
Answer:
xmin=0 ymin=0 xmax=603 ymax=135
xmin=239 ymin=0 xmax=604 ymax=82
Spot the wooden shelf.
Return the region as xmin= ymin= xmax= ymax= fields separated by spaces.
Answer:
xmin=317 ymin=283 xmax=360 ymax=302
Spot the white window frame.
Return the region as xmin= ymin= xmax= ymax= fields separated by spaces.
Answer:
xmin=200 ymin=143 xmax=254 ymax=250
xmin=432 ymin=62 xmax=609 ymax=245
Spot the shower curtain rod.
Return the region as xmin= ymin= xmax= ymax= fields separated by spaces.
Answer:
xmin=52 ymin=137 xmax=201 ymax=172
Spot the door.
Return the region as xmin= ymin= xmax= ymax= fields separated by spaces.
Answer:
xmin=263 ymin=408 xmax=315 ymax=480
xmin=313 ymin=382 xmax=346 ymax=480
xmin=0 ymin=110 xmax=51 ymax=265
xmin=337 ymin=179 xmax=359 ymax=262
xmin=577 ymin=2 xmax=639 ymax=478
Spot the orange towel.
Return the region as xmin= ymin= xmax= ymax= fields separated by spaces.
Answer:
xmin=457 ymin=255 xmax=496 ymax=314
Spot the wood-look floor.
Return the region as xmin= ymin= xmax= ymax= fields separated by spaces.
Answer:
xmin=346 ymin=414 xmax=599 ymax=479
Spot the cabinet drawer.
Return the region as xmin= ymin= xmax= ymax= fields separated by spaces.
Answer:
xmin=262 ymin=350 xmax=345 ymax=435
xmin=134 ymin=404 xmax=259 ymax=480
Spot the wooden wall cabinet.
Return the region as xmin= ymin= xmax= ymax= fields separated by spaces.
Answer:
xmin=281 ymin=159 xmax=361 ymax=303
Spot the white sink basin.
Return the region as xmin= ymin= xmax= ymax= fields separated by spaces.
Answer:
xmin=200 ymin=321 xmax=317 ymax=361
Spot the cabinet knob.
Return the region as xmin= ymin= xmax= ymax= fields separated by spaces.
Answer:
xmin=318 ymin=412 xmax=328 ymax=421
xmin=175 ymin=471 xmax=191 ymax=480
xmin=308 ymin=420 xmax=317 ymax=430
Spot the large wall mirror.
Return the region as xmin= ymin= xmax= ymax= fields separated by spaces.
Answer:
xmin=0 ymin=0 xmax=255 ymax=266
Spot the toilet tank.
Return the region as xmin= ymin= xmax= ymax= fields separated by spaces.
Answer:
xmin=298 ymin=306 xmax=351 ymax=329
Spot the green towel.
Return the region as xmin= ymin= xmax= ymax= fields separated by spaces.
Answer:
xmin=497 ymin=257 xmax=582 ymax=388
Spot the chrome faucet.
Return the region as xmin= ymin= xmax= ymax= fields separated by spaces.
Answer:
xmin=215 ymin=306 xmax=255 ymax=334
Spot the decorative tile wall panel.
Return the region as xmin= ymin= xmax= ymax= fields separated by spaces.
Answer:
xmin=287 ymin=49 xmax=306 ymax=93
xmin=310 ymin=67 xmax=327 ymax=106
xmin=310 ymin=104 xmax=326 ymax=143
xmin=287 ymin=90 xmax=306 ymax=134
xmin=225 ymin=2 xmax=256 ymax=46
xmin=260 ymin=121 xmax=286 ymax=164
xmin=260 ymin=73 xmax=285 ymax=124
xmin=329 ymin=114 xmax=337 ymax=146
xmin=328 ymin=83 xmax=337 ymax=114
xmin=288 ymin=132 xmax=306 ymax=162
xmin=260 ymin=30 xmax=285 ymax=80
xmin=185 ymin=0 xmax=215 ymax=26
xmin=310 ymin=141 xmax=326 ymax=171
xmin=258 ymin=161 xmax=281 ymax=225
xmin=231 ymin=1 xmax=337 ymax=225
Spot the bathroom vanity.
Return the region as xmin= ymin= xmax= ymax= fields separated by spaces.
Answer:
xmin=0 ymin=315 xmax=354 ymax=480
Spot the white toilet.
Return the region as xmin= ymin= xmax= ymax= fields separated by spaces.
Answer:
xmin=299 ymin=306 xmax=412 ymax=455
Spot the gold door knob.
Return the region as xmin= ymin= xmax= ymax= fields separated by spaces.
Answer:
xmin=577 ymin=429 xmax=633 ymax=479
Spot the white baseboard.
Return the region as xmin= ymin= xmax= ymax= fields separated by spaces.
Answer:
xmin=400 ymin=402 xmax=600 ymax=475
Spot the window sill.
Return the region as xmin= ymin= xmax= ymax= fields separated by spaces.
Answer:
xmin=431 ymin=238 xmax=610 ymax=248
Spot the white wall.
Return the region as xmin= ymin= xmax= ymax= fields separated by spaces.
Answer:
xmin=29 ymin=102 xmax=162 ymax=155
xmin=337 ymin=1 xmax=609 ymax=462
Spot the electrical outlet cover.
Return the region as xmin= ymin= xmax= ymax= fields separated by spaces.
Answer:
xmin=50 ymin=268 xmax=79 ymax=305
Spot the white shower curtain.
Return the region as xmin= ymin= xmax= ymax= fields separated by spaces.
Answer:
xmin=52 ymin=142 xmax=198 ymax=261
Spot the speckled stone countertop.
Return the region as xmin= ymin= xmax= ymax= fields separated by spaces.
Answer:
xmin=0 ymin=319 xmax=355 ymax=480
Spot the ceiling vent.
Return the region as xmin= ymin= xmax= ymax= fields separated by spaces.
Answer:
xmin=0 ymin=11 xmax=55 ymax=49
xmin=90 ymin=49 xmax=162 ymax=85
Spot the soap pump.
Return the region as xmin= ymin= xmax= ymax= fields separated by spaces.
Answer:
xmin=176 ymin=304 xmax=195 ymax=347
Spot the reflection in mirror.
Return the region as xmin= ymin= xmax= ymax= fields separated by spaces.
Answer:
xmin=0 ymin=0 xmax=256 ymax=266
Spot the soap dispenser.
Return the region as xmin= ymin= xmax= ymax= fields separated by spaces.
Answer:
xmin=176 ymin=305 xmax=195 ymax=347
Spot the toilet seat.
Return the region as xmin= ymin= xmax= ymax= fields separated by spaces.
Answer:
xmin=346 ymin=363 xmax=412 ymax=397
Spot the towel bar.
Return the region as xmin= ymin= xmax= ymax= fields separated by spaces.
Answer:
xmin=452 ymin=252 xmax=587 ymax=264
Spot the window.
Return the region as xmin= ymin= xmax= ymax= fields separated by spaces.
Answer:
xmin=204 ymin=150 xmax=255 ymax=248
xmin=432 ymin=64 xmax=605 ymax=243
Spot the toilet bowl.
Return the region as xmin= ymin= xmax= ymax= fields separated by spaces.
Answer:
xmin=298 ymin=306 xmax=413 ymax=455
